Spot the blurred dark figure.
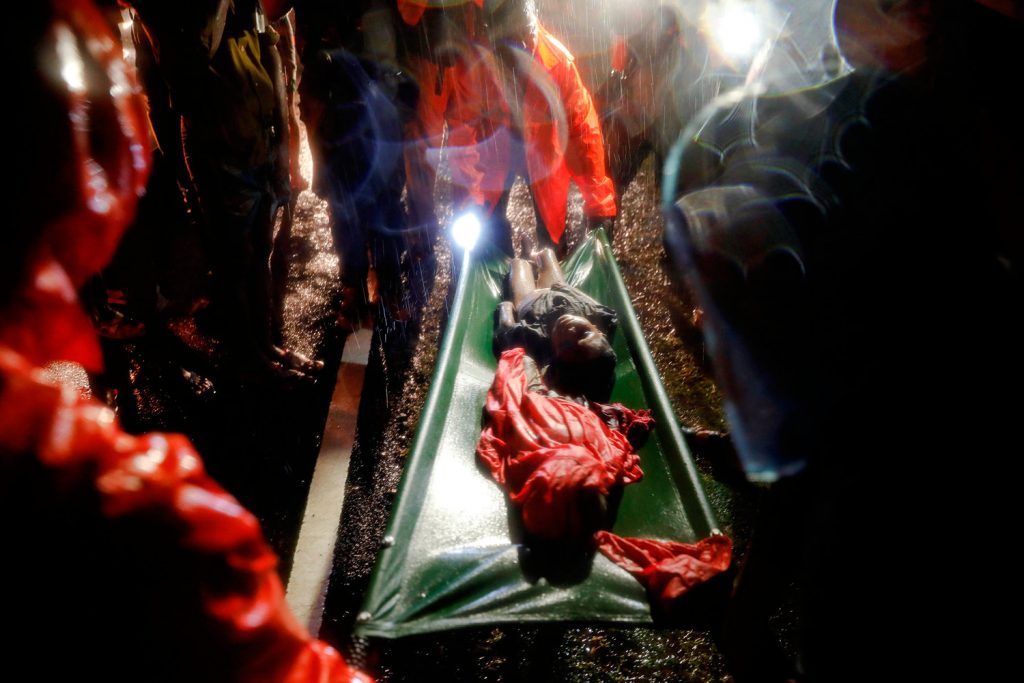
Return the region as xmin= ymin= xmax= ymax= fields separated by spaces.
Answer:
xmin=2 ymin=2 xmax=371 ymax=680
xmin=663 ymin=1 xmax=1021 ymax=679
xmin=396 ymin=0 xmax=486 ymax=260
xmin=596 ymin=4 xmax=721 ymax=197
xmin=84 ymin=4 xmax=208 ymax=331
xmin=83 ymin=4 xmax=217 ymax=423
xmin=292 ymin=1 xmax=416 ymax=326
xmin=125 ymin=0 xmax=312 ymax=383
xmin=475 ymin=0 xmax=618 ymax=256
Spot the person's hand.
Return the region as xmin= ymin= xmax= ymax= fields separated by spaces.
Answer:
xmin=586 ymin=215 xmax=616 ymax=241
xmin=497 ymin=301 xmax=517 ymax=333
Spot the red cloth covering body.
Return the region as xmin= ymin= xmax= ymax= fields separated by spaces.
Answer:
xmin=477 ymin=348 xmax=643 ymax=539
xmin=478 ymin=348 xmax=731 ymax=607
xmin=0 ymin=347 xmax=371 ymax=682
xmin=595 ymin=532 xmax=733 ymax=608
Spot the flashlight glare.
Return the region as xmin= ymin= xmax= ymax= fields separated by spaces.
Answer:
xmin=712 ymin=4 xmax=762 ymax=60
xmin=451 ymin=212 xmax=482 ymax=250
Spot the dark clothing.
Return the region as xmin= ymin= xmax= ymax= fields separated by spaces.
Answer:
xmin=496 ymin=283 xmax=617 ymax=366
xmin=305 ymin=47 xmax=410 ymax=291
xmin=293 ymin=0 xmax=381 ymax=61
xmin=131 ymin=0 xmax=279 ymax=168
xmin=666 ymin=4 xmax=1022 ymax=677
xmin=293 ymin=1 xmax=416 ymax=295
xmin=187 ymin=158 xmax=278 ymax=356
xmin=129 ymin=0 xmax=285 ymax=370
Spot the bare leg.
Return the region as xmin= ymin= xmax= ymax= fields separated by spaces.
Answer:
xmin=509 ymin=258 xmax=537 ymax=310
xmin=497 ymin=301 xmax=517 ymax=334
xmin=534 ymin=247 xmax=566 ymax=289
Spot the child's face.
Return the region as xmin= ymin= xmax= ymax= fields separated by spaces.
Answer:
xmin=552 ymin=315 xmax=609 ymax=363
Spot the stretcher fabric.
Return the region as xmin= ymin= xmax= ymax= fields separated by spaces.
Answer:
xmin=356 ymin=230 xmax=720 ymax=638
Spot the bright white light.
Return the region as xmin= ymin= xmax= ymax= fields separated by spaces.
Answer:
xmin=711 ymin=3 xmax=762 ymax=60
xmin=55 ymin=24 xmax=86 ymax=94
xmin=451 ymin=212 xmax=482 ymax=251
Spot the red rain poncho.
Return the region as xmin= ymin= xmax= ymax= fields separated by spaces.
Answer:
xmin=396 ymin=5 xmax=616 ymax=245
xmin=0 ymin=2 xmax=371 ymax=678
xmin=477 ymin=349 xmax=731 ymax=608
xmin=0 ymin=347 xmax=371 ymax=683
xmin=399 ymin=2 xmax=488 ymax=221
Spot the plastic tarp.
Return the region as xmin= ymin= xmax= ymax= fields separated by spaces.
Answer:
xmin=356 ymin=230 xmax=719 ymax=638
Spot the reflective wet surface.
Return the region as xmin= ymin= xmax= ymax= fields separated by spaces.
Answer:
xmin=79 ymin=86 xmax=777 ymax=683
xmin=316 ymin=159 xmax=772 ymax=681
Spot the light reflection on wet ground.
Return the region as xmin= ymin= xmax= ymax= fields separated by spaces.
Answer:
xmin=43 ymin=361 xmax=92 ymax=399
xmin=57 ymin=135 xmax=772 ymax=678
xmin=317 ymin=157 xmax=772 ymax=681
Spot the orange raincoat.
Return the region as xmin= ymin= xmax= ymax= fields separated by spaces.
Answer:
xmin=398 ymin=1 xmax=487 ymax=218
xmin=473 ymin=25 xmax=618 ymax=244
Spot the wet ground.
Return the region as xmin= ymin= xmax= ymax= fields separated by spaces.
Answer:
xmin=97 ymin=152 xmax=775 ymax=679
xmin=313 ymin=161 xmax=770 ymax=681
xmin=95 ymin=181 xmax=347 ymax=578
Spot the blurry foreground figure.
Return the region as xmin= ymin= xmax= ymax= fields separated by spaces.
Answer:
xmin=2 ymin=3 xmax=370 ymax=680
xmin=664 ymin=0 xmax=1021 ymax=679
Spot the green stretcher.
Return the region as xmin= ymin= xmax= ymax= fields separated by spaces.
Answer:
xmin=356 ymin=230 xmax=719 ymax=638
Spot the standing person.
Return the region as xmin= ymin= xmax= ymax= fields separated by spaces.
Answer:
xmin=396 ymin=0 xmax=486 ymax=258
xmin=473 ymin=0 xmax=617 ymax=257
xmin=273 ymin=7 xmax=308 ymax=194
xmin=4 ymin=2 xmax=371 ymax=680
xmin=267 ymin=5 xmax=305 ymax=344
xmin=293 ymin=0 xmax=415 ymax=325
xmin=126 ymin=0 xmax=313 ymax=383
xmin=663 ymin=1 xmax=1022 ymax=678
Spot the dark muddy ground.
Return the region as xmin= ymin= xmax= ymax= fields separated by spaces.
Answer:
xmin=317 ymin=161 xmax=775 ymax=682
xmin=94 ymin=184 xmax=346 ymax=578
xmin=96 ymin=149 xmax=777 ymax=679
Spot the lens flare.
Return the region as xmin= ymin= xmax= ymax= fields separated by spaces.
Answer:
xmin=710 ymin=2 xmax=763 ymax=60
xmin=451 ymin=211 xmax=482 ymax=250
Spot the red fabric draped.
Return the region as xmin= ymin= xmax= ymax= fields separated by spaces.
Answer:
xmin=478 ymin=348 xmax=732 ymax=608
xmin=478 ymin=348 xmax=642 ymax=539
xmin=595 ymin=532 xmax=733 ymax=608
